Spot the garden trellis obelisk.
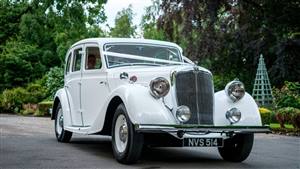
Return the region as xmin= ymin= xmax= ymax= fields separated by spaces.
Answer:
xmin=252 ymin=54 xmax=273 ymax=106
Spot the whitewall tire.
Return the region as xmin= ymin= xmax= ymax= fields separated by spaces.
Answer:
xmin=55 ymin=103 xmax=72 ymax=142
xmin=112 ymin=103 xmax=144 ymax=164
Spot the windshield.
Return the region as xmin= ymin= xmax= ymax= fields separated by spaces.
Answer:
xmin=103 ymin=43 xmax=183 ymax=68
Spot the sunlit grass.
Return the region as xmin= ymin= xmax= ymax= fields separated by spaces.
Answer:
xmin=270 ymin=123 xmax=294 ymax=129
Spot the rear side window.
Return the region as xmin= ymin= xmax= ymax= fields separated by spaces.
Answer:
xmin=72 ymin=48 xmax=82 ymax=72
xmin=85 ymin=46 xmax=101 ymax=70
xmin=65 ymin=53 xmax=72 ymax=74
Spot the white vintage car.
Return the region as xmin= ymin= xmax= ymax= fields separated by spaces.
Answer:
xmin=51 ymin=38 xmax=269 ymax=164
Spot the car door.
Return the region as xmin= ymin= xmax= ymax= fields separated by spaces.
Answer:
xmin=81 ymin=44 xmax=110 ymax=127
xmin=65 ymin=46 xmax=84 ymax=126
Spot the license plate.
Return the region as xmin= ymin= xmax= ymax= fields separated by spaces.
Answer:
xmin=183 ymin=138 xmax=223 ymax=147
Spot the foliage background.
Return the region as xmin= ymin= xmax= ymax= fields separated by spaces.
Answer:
xmin=0 ymin=0 xmax=299 ymax=115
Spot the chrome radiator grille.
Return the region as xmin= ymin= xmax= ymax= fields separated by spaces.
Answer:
xmin=175 ymin=70 xmax=214 ymax=125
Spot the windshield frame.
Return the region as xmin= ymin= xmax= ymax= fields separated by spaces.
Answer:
xmin=103 ymin=42 xmax=183 ymax=68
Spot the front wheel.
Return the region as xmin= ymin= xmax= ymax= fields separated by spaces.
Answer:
xmin=55 ymin=103 xmax=72 ymax=142
xmin=218 ymin=133 xmax=254 ymax=162
xmin=112 ymin=104 xmax=144 ymax=164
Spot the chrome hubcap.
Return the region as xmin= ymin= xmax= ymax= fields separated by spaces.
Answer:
xmin=114 ymin=114 xmax=128 ymax=153
xmin=119 ymin=123 xmax=128 ymax=143
xmin=56 ymin=109 xmax=63 ymax=135
xmin=59 ymin=115 xmax=63 ymax=128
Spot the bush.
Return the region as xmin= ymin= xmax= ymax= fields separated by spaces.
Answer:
xmin=291 ymin=112 xmax=300 ymax=129
xmin=273 ymin=81 xmax=300 ymax=109
xmin=46 ymin=67 xmax=64 ymax=99
xmin=1 ymin=87 xmax=28 ymax=113
xmin=25 ymin=83 xmax=47 ymax=103
xmin=36 ymin=101 xmax=53 ymax=116
xmin=213 ymin=74 xmax=235 ymax=92
xmin=0 ymin=80 xmax=47 ymax=113
xmin=276 ymin=107 xmax=300 ymax=129
xmin=272 ymin=82 xmax=300 ymax=129
xmin=270 ymin=111 xmax=277 ymax=123
xmin=259 ymin=107 xmax=272 ymax=125
xmin=0 ymin=94 xmax=3 ymax=112
xmin=18 ymin=101 xmax=52 ymax=117
xmin=20 ymin=103 xmax=39 ymax=116
xmin=259 ymin=107 xmax=271 ymax=113
xmin=21 ymin=109 xmax=37 ymax=116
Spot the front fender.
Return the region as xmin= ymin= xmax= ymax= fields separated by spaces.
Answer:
xmin=88 ymin=84 xmax=176 ymax=134
xmin=214 ymin=90 xmax=262 ymax=126
xmin=52 ymin=88 xmax=72 ymax=127
xmin=109 ymin=84 xmax=176 ymax=124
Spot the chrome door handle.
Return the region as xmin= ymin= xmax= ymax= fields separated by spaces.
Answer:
xmin=120 ymin=72 xmax=128 ymax=79
xmin=99 ymin=81 xmax=107 ymax=85
xmin=65 ymin=85 xmax=70 ymax=88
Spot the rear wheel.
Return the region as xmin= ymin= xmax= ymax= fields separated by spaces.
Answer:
xmin=112 ymin=104 xmax=144 ymax=164
xmin=55 ymin=103 xmax=72 ymax=142
xmin=218 ymin=133 xmax=254 ymax=162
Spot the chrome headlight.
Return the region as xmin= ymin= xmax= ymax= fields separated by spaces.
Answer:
xmin=176 ymin=105 xmax=191 ymax=123
xmin=225 ymin=79 xmax=245 ymax=102
xmin=149 ymin=77 xmax=170 ymax=99
xmin=226 ymin=107 xmax=241 ymax=124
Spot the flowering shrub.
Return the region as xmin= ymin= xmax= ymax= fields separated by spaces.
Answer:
xmin=273 ymin=81 xmax=300 ymax=109
xmin=259 ymin=107 xmax=272 ymax=125
xmin=276 ymin=107 xmax=300 ymax=129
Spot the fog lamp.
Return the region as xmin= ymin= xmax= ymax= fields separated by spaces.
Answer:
xmin=226 ymin=108 xmax=241 ymax=124
xmin=176 ymin=105 xmax=191 ymax=123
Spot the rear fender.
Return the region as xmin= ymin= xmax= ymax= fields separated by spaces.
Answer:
xmin=52 ymin=88 xmax=72 ymax=127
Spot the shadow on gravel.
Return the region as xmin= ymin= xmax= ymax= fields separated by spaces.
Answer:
xmin=64 ymin=136 xmax=253 ymax=168
xmin=140 ymin=147 xmax=253 ymax=168
xmin=68 ymin=136 xmax=114 ymax=159
xmin=141 ymin=147 xmax=220 ymax=163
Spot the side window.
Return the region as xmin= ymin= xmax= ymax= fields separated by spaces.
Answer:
xmin=85 ymin=46 xmax=101 ymax=70
xmin=72 ymin=48 xmax=82 ymax=72
xmin=65 ymin=52 xmax=72 ymax=74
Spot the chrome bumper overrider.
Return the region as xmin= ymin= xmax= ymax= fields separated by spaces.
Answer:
xmin=135 ymin=124 xmax=270 ymax=135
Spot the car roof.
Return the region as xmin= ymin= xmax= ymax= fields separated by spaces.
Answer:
xmin=70 ymin=38 xmax=183 ymax=52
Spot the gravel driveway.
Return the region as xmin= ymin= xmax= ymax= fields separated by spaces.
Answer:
xmin=0 ymin=113 xmax=299 ymax=169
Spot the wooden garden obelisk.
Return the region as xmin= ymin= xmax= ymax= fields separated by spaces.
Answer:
xmin=252 ymin=54 xmax=273 ymax=106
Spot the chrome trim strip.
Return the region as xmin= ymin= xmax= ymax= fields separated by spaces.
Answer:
xmin=195 ymin=70 xmax=200 ymax=123
xmin=134 ymin=124 xmax=271 ymax=134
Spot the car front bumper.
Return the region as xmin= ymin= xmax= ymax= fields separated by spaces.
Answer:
xmin=135 ymin=124 xmax=270 ymax=138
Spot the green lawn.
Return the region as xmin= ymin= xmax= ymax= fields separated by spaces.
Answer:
xmin=270 ymin=123 xmax=294 ymax=129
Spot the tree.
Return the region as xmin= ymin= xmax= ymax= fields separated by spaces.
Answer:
xmin=0 ymin=1 xmax=29 ymax=46
xmin=0 ymin=38 xmax=45 ymax=90
xmin=110 ymin=5 xmax=137 ymax=38
xmin=157 ymin=0 xmax=300 ymax=88
xmin=157 ymin=0 xmax=226 ymax=60
xmin=45 ymin=67 xmax=64 ymax=99
xmin=0 ymin=0 xmax=107 ymax=92
xmin=140 ymin=0 xmax=166 ymax=40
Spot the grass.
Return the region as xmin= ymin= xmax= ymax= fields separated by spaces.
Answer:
xmin=270 ymin=123 xmax=299 ymax=136
xmin=270 ymin=123 xmax=294 ymax=129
